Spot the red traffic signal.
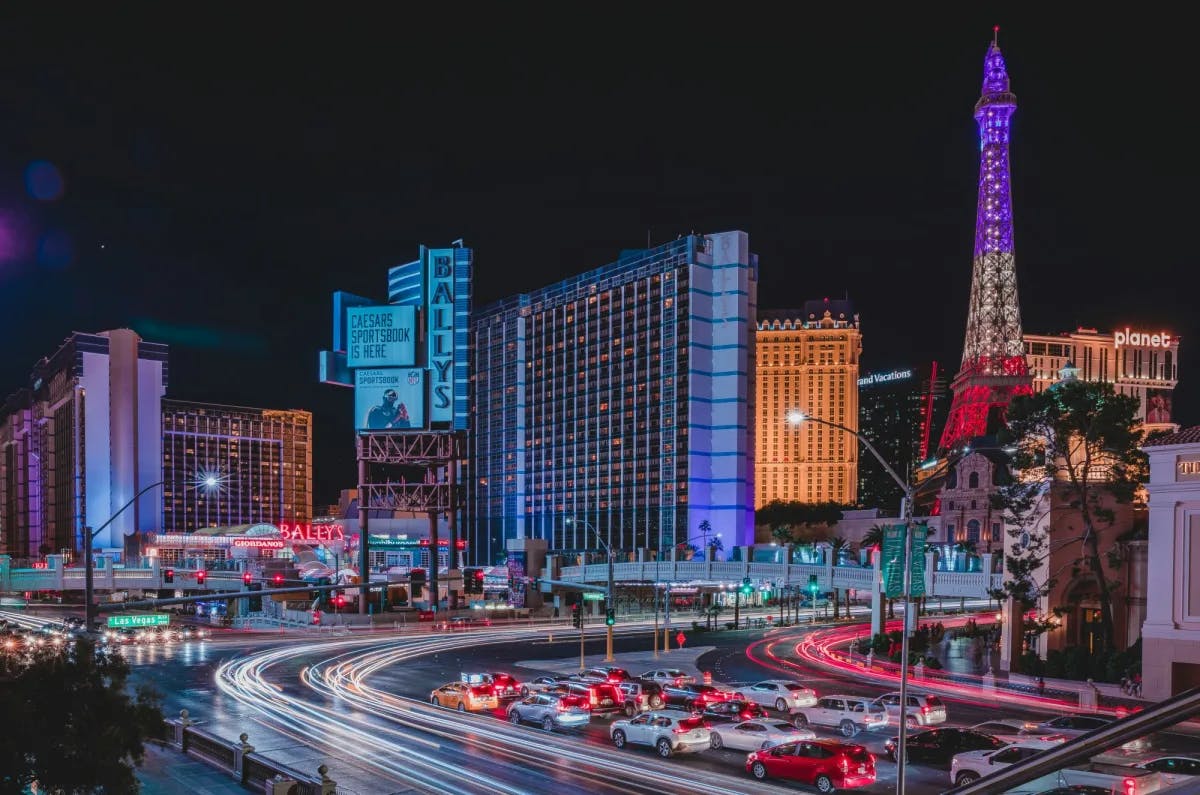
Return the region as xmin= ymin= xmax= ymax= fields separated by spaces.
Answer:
xmin=335 ymin=594 xmax=346 ymax=608
xmin=243 ymin=571 xmax=253 ymax=585
xmin=196 ymin=570 xmax=207 ymax=584
xmin=454 ymin=539 xmax=466 ymax=550
xmin=273 ymin=573 xmax=284 ymax=586
xmin=474 ymin=570 xmax=485 ymax=581
xmin=312 ymin=610 xmax=321 ymax=625
xmin=163 ymin=568 xmax=175 ymax=584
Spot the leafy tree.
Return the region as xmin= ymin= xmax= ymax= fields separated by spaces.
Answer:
xmin=861 ymin=524 xmax=886 ymax=550
xmin=0 ymin=636 xmax=163 ymax=794
xmin=757 ymin=501 xmax=852 ymax=542
xmin=995 ymin=380 xmax=1145 ymax=654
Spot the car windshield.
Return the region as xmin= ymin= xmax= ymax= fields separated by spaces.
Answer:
xmin=770 ymin=723 xmax=798 ymax=732
xmin=559 ymin=695 xmax=587 ymax=708
xmin=925 ymin=696 xmax=944 ymax=707
xmin=844 ymin=746 xmax=871 ymax=762
xmin=677 ymin=717 xmax=706 ymax=731
xmin=783 ymin=683 xmax=808 ymax=691
xmin=469 ymin=687 xmax=492 ymax=698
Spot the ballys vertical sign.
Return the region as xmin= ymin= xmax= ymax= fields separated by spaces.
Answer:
xmin=428 ymin=253 xmax=454 ymax=422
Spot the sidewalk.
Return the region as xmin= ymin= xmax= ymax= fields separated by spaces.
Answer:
xmin=135 ymin=742 xmax=251 ymax=795
xmin=515 ymin=646 xmax=717 ymax=682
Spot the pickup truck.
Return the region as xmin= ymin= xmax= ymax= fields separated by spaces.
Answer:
xmin=1017 ymin=761 xmax=1165 ymax=794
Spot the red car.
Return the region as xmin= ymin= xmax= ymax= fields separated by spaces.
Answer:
xmin=746 ymin=739 xmax=875 ymax=792
xmin=487 ymin=673 xmax=523 ymax=700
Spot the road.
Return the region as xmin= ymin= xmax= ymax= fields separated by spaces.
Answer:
xmin=8 ymin=608 xmax=1196 ymax=794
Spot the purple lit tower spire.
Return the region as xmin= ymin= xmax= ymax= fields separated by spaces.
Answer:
xmin=940 ymin=27 xmax=1032 ymax=451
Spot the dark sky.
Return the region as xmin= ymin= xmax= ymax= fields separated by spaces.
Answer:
xmin=2 ymin=9 xmax=1196 ymax=507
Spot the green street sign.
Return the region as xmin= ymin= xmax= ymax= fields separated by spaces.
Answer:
xmin=106 ymin=613 xmax=170 ymax=628
xmin=882 ymin=525 xmax=927 ymax=599
xmin=582 ymin=592 xmax=605 ymax=601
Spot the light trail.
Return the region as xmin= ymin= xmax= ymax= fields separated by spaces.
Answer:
xmin=216 ymin=625 xmax=795 ymax=794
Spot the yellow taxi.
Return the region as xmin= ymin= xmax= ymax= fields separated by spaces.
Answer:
xmin=429 ymin=681 xmax=499 ymax=712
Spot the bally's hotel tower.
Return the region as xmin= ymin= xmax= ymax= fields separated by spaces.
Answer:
xmin=470 ymin=232 xmax=757 ymax=562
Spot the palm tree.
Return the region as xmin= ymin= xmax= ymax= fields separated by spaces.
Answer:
xmin=771 ymin=525 xmax=793 ymax=546
xmin=828 ymin=536 xmax=848 ymax=620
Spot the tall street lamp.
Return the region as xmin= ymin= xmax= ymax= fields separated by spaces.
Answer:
xmin=564 ymin=517 xmax=615 ymax=662
xmin=787 ymin=410 xmax=917 ymax=794
xmin=83 ymin=474 xmax=220 ymax=633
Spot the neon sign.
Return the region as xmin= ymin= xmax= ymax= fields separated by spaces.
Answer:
xmin=232 ymin=538 xmax=286 ymax=550
xmin=857 ymin=368 xmax=914 ymax=387
xmin=1115 ymin=328 xmax=1173 ymax=349
xmin=278 ymin=523 xmax=345 ymax=543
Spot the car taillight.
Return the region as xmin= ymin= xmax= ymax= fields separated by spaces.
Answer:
xmin=557 ymin=702 xmax=569 ymax=712
xmin=675 ymin=677 xmax=684 ymax=685
xmin=1124 ymin=778 xmax=1136 ymax=795
xmin=921 ymin=705 xmax=929 ymax=714
xmin=590 ymin=691 xmax=598 ymax=706
xmin=673 ymin=725 xmax=692 ymax=734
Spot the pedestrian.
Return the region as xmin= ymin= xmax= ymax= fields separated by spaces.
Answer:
xmin=865 ymin=649 xmax=874 ymax=669
xmin=1132 ymin=673 xmax=1142 ymax=698
xmin=1036 ymin=676 xmax=1046 ymax=696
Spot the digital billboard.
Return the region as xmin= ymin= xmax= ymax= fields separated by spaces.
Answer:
xmin=1147 ymin=388 xmax=1173 ymax=424
xmin=355 ymin=368 xmax=426 ymax=430
xmin=346 ymin=305 xmax=417 ymax=368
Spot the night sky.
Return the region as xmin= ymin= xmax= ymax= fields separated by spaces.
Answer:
xmin=1 ymin=10 xmax=1196 ymax=506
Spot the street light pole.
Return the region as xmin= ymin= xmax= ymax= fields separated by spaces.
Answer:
xmin=565 ymin=517 xmax=615 ymax=662
xmin=786 ymin=411 xmax=916 ymax=794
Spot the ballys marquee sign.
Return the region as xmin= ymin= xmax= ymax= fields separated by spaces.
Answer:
xmin=319 ymin=242 xmax=472 ymax=433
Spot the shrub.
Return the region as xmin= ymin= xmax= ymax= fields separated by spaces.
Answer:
xmin=924 ymin=656 xmax=943 ymax=670
xmin=1019 ymin=650 xmax=1045 ymax=676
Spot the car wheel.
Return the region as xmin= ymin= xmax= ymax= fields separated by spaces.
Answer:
xmin=751 ymin=761 xmax=768 ymax=780
xmin=650 ymin=697 xmax=663 ymax=708
xmin=956 ymin=772 xmax=980 ymax=786
xmin=839 ymin=719 xmax=859 ymax=737
xmin=542 ymin=717 xmax=554 ymax=732
xmin=775 ymin=698 xmax=788 ymax=712
xmin=509 ymin=711 xmax=521 ymax=725
xmin=431 ymin=697 xmax=440 ymax=706
xmin=457 ymin=703 xmax=465 ymax=712
xmin=656 ymin=738 xmax=672 ymax=758
xmin=793 ymin=714 xmax=809 ymax=728
xmin=815 ymin=774 xmax=836 ymax=793
xmin=612 ymin=730 xmax=627 ymax=748
xmin=906 ymin=715 xmax=919 ymax=729
xmin=710 ymin=732 xmax=724 ymax=750
xmin=625 ymin=704 xmax=636 ymax=718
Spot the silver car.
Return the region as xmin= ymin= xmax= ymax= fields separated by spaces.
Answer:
xmin=640 ymin=668 xmax=696 ymax=687
xmin=506 ymin=693 xmax=590 ymax=731
xmin=611 ymin=710 xmax=711 ymax=757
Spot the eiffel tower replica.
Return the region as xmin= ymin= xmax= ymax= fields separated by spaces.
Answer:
xmin=940 ymin=28 xmax=1032 ymax=452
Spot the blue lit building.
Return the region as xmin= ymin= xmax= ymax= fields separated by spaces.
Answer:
xmin=469 ymin=232 xmax=757 ymax=563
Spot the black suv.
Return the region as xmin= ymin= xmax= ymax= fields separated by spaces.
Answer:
xmin=553 ymin=681 xmax=625 ymax=715
xmin=697 ymin=699 xmax=768 ymax=724
xmin=662 ymin=683 xmax=736 ymax=710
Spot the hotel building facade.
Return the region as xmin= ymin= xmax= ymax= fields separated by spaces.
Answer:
xmin=469 ymin=232 xmax=757 ymax=564
xmin=160 ymin=400 xmax=313 ymax=532
xmin=1024 ymin=327 xmax=1180 ymax=429
xmin=754 ymin=299 xmax=861 ymax=508
xmin=0 ymin=330 xmax=168 ymax=557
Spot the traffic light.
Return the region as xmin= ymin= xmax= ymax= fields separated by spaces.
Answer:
xmin=196 ymin=569 xmax=207 ymax=585
xmin=808 ymin=574 xmax=819 ymax=596
xmin=462 ymin=568 xmax=478 ymax=594
xmin=243 ymin=571 xmax=253 ymax=586
xmin=272 ymin=573 xmax=284 ymax=587
xmin=571 ymin=603 xmax=582 ymax=629
xmin=410 ymin=567 xmax=426 ymax=598
xmin=163 ymin=568 xmax=174 ymax=584
xmin=739 ymin=576 xmax=753 ymax=597
xmin=473 ymin=569 xmax=485 ymax=593
xmin=605 ymin=607 xmax=615 ymax=627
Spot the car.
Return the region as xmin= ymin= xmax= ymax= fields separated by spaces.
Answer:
xmin=439 ymin=615 xmax=492 ymax=631
xmin=743 ymin=680 xmax=819 ymax=712
xmin=746 ymin=739 xmax=876 ymax=792
xmin=969 ymin=719 xmax=1067 ymax=745
xmin=616 ymin=681 xmax=665 ymax=716
xmin=485 ymin=673 xmax=523 ymax=700
xmin=884 ymin=727 xmax=1004 ymax=765
xmin=553 ymin=681 xmax=625 ymax=714
xmin=506 ymin=693 xmax=591 ymax=731
xmin=1036 ymin=715 xmax=1149 ymax=752
xmin=610 ymin=710 xmax=711 ymax=758
xmin=521 ymin=676 xmax=568 ymax=696
xmin=429 ymin=682 xmax=498 ymax=712
xmin=1032 ymin=788 xmax=1117 ymax=795
xmin=791 ymin=695 xmax=889 ymax=737
xmin=950 ymin=739 xmax=1063 ymax=787
xmin=640 ymin=668 xmax=696 ymax=687
xmin=580 ymin=667 xmax=632 ymax=684
xmin=662 ymin=682 xmax=738 ymax=710
xmin=871 ymin=692 xmax=948 ymax=728
xmin=697 ymin=699 xmax=769 ymax=724
xmin=709 ymin=719 xmax=815 ymax=752
xmin=1135 ymin=756 xmax=1200 ymax=786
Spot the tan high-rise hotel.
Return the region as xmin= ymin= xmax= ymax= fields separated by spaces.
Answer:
xmin=755 ymin=299 xmax=861 ymax=507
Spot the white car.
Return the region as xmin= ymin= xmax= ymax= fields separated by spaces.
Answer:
xmin=791 ymin=695 xmax=889 ymax=737
xmin=521 ymin=676 xmax=568 ymax=695
xmin=742 ymin=680 xmax=818 ymax=712
xmin=950 ymin=740 xmax=1062 ymax=788
xmin=1135 ymin=756 xmax=1200 ymax=786
xmin=871 ymin=691 xmax=947 ymax=728
xmin=708 ymin=719 xmax=815 ymax=752
xmin=640 ymin=668 xmax=695 ymax=687
xmin=969 ymin=719 xmax=1066 ymax=745
xmin=610 ymin=710 xmax=710 ymax=758
xmin=1036 ymin=715 xmax=1149 ymax=752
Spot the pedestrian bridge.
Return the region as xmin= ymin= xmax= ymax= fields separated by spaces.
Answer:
xmin=558 ymin=557 xmax=1003 ymax=600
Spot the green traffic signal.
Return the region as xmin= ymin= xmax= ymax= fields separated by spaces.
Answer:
xmin=605 ymin=608 xmax=615 ymax=626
